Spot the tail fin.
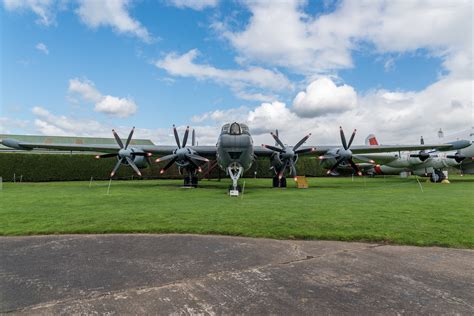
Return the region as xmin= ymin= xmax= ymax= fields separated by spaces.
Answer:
xmin=365 ymin=134 xmax=379 ymax=146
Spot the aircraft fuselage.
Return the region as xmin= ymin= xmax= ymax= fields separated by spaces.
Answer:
xmin=216 ymin=122 xmax=254 ymax=174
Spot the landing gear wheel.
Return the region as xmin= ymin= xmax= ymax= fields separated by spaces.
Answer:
xmin=272 ymin=176 xmax=287 ymax=188
xmin=430 ymin=170 xmax=446 ymax=183
xmin=191 ymin=176 xmax=199 ymax=188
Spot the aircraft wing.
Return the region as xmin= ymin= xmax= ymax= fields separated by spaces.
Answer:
xmin=348 ymin=143 xmax=464 ymax=153
xmin=352 ymin=153 xmax=399 ymax=164
xmin=254 ymin=141 xmax=469 ymax=157
xmin=0 ymin=138 xmax=218 ymax=158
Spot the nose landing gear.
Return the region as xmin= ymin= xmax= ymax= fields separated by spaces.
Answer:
xmin=227 ymin=163 xmax=243 ymax=195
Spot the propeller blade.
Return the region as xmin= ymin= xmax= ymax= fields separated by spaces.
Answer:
xmin=186 ymin=153 xmax=209 ymax=162
xmin=155 ymin=154 xmax=177 ymax=163
xmin=110 ymin=158 xmax=124 ymax=177
xmin=182 ymin=126 xmax=190 ymax=148
xmin=133 ymin=152 xmax=152 ymax=157
xmin=124 ymin=127 xmax=135 ymax=149
xmin=125 ymin=157 xmax=142 ymax=176
xmin=447 ymin=154 xmax=466 ymax=163
xmin=410 ymin=153 xmax=430 ymax=161
xmin=327 ymin=157 xmax=345 ymax=174
xmin=270 ymin=132 xmax=285 ymax=149
xmin=262 ymin=144 xmax=284 ymax=153
xmin=95 ymin=153 xmax=117 ymax=159
xmin=348 ymin=158 xmax=362 ymax=176
xmin=186 ymin=156 xmax=199 ymax=168
xmin=160 ymin=156 xmax=178 ymax=174
xmin=112 ymin=129 xmax=124 ymax=149
xmin=339 ymin=126 xmax=347 ymax=150
xmin=192 ymin=129 xmax=196 ymax=146
xmin=293 ymin=133 xmax=311 ymax=151
xmin=278 ymin=160 xmax=290 ymax=179
xmin=295 ymin=147 xmax=315 ymax=154
xmin=173 ymin=125 xmax=181 ymax=149
xmin=289 ymin=162 xmax=297 ymax=177
xmin=347 ymin=129 xmax=356 ymax=148
xmin=352 ymin=154 xmax=375 ymax=164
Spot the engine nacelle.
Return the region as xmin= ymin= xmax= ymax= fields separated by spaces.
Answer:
xmin=132 ymin=155 xmax=148 ymax=169
xmin=119 ymin=148 xmax=149 ymax=169
xmin=373 ymin=165 xmax=405 ymax=175
xmin=1 ymin=139 xmax=30 ymax=150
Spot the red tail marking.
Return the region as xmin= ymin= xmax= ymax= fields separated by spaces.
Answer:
xmin=369 ymin=136 xmax=379 ymax=146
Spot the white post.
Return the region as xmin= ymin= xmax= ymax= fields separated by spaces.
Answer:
xmin=89 ymin=176 xmax=93 ymax=188
xmin=13 ymin=173 xmax=16 ymax=183
xmin=107 ymin=178 xmax=112 ymax=195
xmin=351 ymin=174 xmax=354 ymax=182
xmin=416 ymin=176 xmax=424 ymax=193
xmin=20 ymin=175 xmax=23 ymax=183
xmin=241 ymin=181 xmax=246 ymax=199
xmin=0 ymin=177 xmax=3 ymax=191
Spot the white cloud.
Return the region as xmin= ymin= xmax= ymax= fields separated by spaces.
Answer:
xmin=35 ymin=42 xmax=49 ymax=55
xmin=155 ymin=49 xmax=292 ymax=100
xmin=68 ymin=78 xmax=102 ymax=103
xmin=189 ymin=75 xmax=473 ymax=146
xmin=27 ymin=107 xmax=218 ymax=146
xmin=0 ymin=117 xmax=30 ymax=134
xmin=76 ymin=0 xmax=153 ymax=42
xmin=32 ymin=106 xmax=110 ymax=136
xmin=3 ymin=0 xmax=56 ymax=25
xmin=68 ymin=78 xmax=137 ymax=118
xmin=167 ymin=0 xmax=218 ymax=10
xmin=292 ymin=77 xmax=357 ymax=117
xmin=191 ymin=106 xmax=249 ymax=124
xmin=221 ymin=0 xmax=472 ymax=78
xmin=94 ymin=95 xmax=137 ymax=118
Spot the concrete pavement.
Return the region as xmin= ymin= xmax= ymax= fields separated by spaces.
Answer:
xmin=1 ymin=234 xmax=473 ymax=315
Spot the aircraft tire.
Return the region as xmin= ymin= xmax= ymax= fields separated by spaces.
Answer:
xmin=191 ymin=176 xmax=199 ymax=188
xmin=272 ymin=176 xmax=279 ymax=188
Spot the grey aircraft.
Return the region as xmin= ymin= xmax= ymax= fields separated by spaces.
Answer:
xmin=1 ymin=123 xmax=470 ymax=191
xmin=325 ymin=134 xmax=474 ymax=182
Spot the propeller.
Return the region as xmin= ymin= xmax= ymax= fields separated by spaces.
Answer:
xmin=409 ymin=136 xmax=430 ymax=161
xmin=155 ymin=125 xmax=209 ymax=174
xmin=95 ymin=127 xmax=152 ymax=177
xmin=262 ymin=131 xmax=315 ymax=180
xmin=326 ymin=127 xmax=363 ymax=176
xmin=446 ymin=151 xmax=467 ymax=163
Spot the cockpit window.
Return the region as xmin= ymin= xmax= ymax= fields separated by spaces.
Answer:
xmin=221 ymin=124 xmax=230 ymax=133
xmin=230 ymin=122 xmax=241 ymax=135
xmin=221 ymin=122 xmax=250 ymax=135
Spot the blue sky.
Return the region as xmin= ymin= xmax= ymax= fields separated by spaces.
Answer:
xmin=1 ymin=0 xmax=472 ymax=145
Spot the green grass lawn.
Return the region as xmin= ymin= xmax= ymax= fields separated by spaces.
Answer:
xmin=0 ymin=176 xmax=473 ymax=248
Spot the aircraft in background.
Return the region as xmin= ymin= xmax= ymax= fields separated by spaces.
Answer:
xmin=1 ymin=123 xmax=469 ymax=192
xmin=338 ymin=133 xmax=474 ymax=182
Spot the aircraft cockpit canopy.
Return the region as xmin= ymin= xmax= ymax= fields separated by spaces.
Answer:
xmin=221 ymin=123 xmax=250 ymax=135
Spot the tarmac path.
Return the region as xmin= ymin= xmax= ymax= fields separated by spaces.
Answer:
xmin=1 ymin=234 xmax=473 ymax=315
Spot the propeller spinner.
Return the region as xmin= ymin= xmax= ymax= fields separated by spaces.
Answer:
xmin=326 ymin=127 xmax=363 ymax=176
xmin=155 ymin=125 xmax=209 ymax=174
xmin=262 ymin=131 xmax=315 ymax=180
xmin=95 ymin=127 xmax=152 ymax=177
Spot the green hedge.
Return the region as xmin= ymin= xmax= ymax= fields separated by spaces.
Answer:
xmin=0 ymin=153 xmax=325 ymax=182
